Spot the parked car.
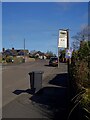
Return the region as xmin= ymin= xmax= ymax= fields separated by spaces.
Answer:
xmin=49 ymin=57 xmax=58 ymax=66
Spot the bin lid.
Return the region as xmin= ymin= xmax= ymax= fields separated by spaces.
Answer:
xmin=28 ymin=71 xmax=44 ymax=75
xmin=32 ymin=71 xmax=44 ymax=74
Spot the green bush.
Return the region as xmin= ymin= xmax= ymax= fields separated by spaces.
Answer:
xmin=13 ymin=57 xmax=24 ymax=63
xmin=70 ymin=41 xmax=90 ymax=88
xmin=81 ymin=89 xmax=90 ymax=107
xmin=6 ymin=56 xmax=13 ymax=63
xmin=75 ymin=60 xmax=89 ymax=87
xmin=79 ymin=42 xmax=90 ymax=60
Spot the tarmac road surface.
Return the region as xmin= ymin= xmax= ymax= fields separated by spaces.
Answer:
xmin=2 ymin=59 xmax=67 ymax=107
xmin=2 ymin=60 xmax=68 ymax=119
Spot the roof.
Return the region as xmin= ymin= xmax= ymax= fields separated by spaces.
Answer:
xmin=2 ymin=49 xmax=29 ymax=56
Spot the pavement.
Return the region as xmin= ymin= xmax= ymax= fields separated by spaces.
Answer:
xmin=2 ymin=63 xmax=69 ymax=120
xmin=0 ymin=65 xmax=2 ymax=120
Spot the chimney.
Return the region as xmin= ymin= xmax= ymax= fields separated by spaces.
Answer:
xmin=2 ymin=48 xmax=5 ymax=52
xmin=12 ymin=47 xmax=14 ymax=50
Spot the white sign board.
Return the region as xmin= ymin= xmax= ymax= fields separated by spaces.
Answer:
xmin=58 ymin=30 xmax=68 ymax=48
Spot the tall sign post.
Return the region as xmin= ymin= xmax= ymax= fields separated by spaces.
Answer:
xmin=58 ymin=29 xmax=68 ymax=68
xmin=58 ymin=29 xmax=70 ymax=108
xmin=67 ymin=29 xmax=69 ymax=50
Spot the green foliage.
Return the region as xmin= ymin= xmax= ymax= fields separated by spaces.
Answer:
xmin=71 ymin=41 xmax=90 ymax=62
xmin=6 ymin=56 xmax=14 ymax=63
xmin=78 ymin=41 xmax=90 ymax=60
xmin=71 ymin=50 xmax=79 ymax=62
xmin=60 ymin=50 xmax=65 ymax=57
xmin=73 ymin=60 xmax=89 ymax=87
xmin=13 ymin=57 xmax=25 ymax=63
xmin=72 ymin=41 xmax=90 ymax=87
xmin=0 ymin=57 xmax=2 ymax=63
xmin=5 ymin=56 xmax=25 ymax=63
xmin=81 ymin=90 xmax=90 ymax=107
xmin=69 ymin=27 xmax=90 ymax=119
xmin=46 ymin=50 xmax=56 ymax=59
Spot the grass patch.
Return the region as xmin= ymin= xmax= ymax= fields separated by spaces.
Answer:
xmin=87 ymin=88 xmax=90 ymax=99
xmin=0 ymin=58 xmax=2 ymax=63
xmin=80 ymin=87 xmax=90 ymax=110
xmin=29 ymin=58 xmax=35 ymax=61
xmin=13 ymin=57 xmax=24 ymax=63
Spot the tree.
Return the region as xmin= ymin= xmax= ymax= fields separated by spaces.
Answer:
xmin=71 ymin=26 xmax=90 ymax=87
xmin=59 ymin=49 xmax=66 ymax=62
xmin=78 ymin=41 xmax=90 ymax=60
xmin=72 ymin=25 xmax=89 ymax=50
xmin=46 ymin=50 xmax=56 ymax=59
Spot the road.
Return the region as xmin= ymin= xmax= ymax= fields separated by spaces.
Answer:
xmin=2 ymin=60 xmax=68 ymax=119
xmin=0 ymin=64 xmax=2 ymax=119
xmin=2 ymin=59 xmax=67 ymax=107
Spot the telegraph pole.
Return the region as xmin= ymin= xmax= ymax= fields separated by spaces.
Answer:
xmin=24 ymin=38 xmax=25 ymax=62
xmin=58 ymin=29 xmax=60 ymax=68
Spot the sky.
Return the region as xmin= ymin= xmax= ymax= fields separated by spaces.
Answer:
xmin=2 ymin=0 xmax=90 ymax=2
xmin=2 ymin=2 xmax=88 ymax=54
xmin=0 ymin=2 xmax=2 ymax=52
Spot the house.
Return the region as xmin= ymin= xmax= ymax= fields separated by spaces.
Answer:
xmin=29 ymin=50 xmax=47 ymax=59
xmin=2 ymin=49 xmax=13 ymax=56
xmin=33 ymin=51 xmax=47 ymax=59
xmin=2 ymin=48 xmax=29 ymax=57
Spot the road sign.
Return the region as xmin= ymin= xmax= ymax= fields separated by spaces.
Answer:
xmin=65 ymin=49 xmax=73 ymax=59
xmin=58 ymin=30 xmax=68 ymax=48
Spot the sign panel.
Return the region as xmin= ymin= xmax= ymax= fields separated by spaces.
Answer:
xmin=58 ymin=30 xmax=68 ymax=48
xmin=65 ymin=49 xmax=73 ymax=59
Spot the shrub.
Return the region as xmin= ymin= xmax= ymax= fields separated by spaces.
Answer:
xmin=6 ymin=56 xmax=13 ymax=63
xmin=73 ymin=60 xmax=89 ymax=87
xmin=81 ymin=88 xmax=90 ymax=107
xmin=13 ymin=57 xmax=24 ymax=63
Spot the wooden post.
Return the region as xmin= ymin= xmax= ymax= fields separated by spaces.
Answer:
xmin=58 ymin=30 xmax=59 ymax=68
